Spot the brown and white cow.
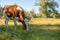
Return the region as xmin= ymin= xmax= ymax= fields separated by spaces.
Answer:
xmin=3 ymin=5 xmax=29 ymax=31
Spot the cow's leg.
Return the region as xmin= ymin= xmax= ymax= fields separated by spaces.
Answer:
xmin=3 ymin=10 xmax=8 ymax=27
xmin=5 ymin=18 xmax=8 ymax=27
xmin=24 ymin=18 xmax=29 ymax=31
xmin=14 ymin=17 xmax=17 ymax=29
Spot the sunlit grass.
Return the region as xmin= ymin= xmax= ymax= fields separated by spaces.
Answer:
xmin=1 ymin=18 xmax=60 ymax=25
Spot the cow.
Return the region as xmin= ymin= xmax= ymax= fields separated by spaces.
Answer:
xmin=3 ymin=5 xmax=29 ymax=31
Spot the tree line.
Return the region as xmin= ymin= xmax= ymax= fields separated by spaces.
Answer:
xmin=0 ymin=0 xmax=60 ymax=18
xmin=25 ymin=0 xmax=60 ymax=18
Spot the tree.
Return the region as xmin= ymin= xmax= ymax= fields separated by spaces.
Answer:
xmin=25 ymin=9 xmax=37 ymax=18
xmin=29 ymin=9 xmax=36 ymax=18
xmin=36 ymin=0 xmax=59 ymax=18
xmin=24 ymin=11 xmax=31 ymax=21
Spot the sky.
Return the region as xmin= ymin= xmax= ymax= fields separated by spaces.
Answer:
xmin=0 ymin=0 xmax=60 ymax=13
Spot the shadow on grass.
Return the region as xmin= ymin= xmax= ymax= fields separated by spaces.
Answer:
xmin=0 ymin=24 xmax=60 ymax=40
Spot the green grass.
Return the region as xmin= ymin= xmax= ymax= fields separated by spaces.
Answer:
xmin=0 ymin=24 xmax=60 ymax=40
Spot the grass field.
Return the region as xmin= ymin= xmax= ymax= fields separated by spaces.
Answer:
xmin=0 ymin=18 xmax=60 ymax=40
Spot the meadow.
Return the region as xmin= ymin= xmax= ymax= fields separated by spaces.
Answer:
xmin=0 ymin=18 xmax=60 ymax=40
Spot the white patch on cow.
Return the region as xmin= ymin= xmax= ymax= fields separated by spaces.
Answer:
xmin=3 ymin=10 xmax=8 ymax=27
xmin=17 ymin=7 xmax=22 ymax=11
xmin=14 ymin=17 xmax=17 ymax=29
xmin=5 ymin=18 xmax=8 ymax=27
xmin=24 ymin=18 xmax=29 ymax=31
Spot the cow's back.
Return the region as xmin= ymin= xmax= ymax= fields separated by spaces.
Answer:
xmin=3 ymin=5 xmax=21 ymax=18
